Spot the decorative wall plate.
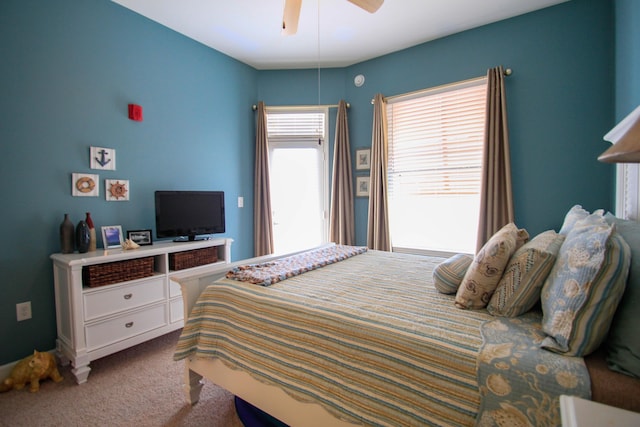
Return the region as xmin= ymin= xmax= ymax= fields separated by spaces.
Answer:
xmin=72 ymin=173 xmax=99 ymax=197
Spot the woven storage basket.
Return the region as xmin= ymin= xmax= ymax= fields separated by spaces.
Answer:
xmin=169 ymin=246 xmax=218 ymax=270
xmin=82 ymin=257 xmax=155 ymax=288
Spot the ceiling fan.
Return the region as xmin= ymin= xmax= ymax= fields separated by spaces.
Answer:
xmin=282 ymin=0 xmax=384 ymax=35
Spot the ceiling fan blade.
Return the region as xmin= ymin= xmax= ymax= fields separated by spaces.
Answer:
xmin=282 ymin=0 xmax=301 ymax=36
xmin=347 ymin=0 xmax=383 ymax=13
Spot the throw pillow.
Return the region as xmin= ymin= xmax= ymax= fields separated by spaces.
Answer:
xmin=488 ymin=230 xmax=564 ymax=317
xmin=516 ymin=228 xmax=530 ymax=250
xmin=540 ymin=213 xmax=630 ymax=356
xmin=455 ymin=223 xmax=519 ymax=309
xmin=433 ymin=253 xmax=474 ymax=294
xmin=559 ymin=204 xmax=604 ymax=235
xmin=604 ymin=213 xmax=640 ymax=378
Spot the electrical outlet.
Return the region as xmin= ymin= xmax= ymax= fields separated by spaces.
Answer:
xmin=16 ymin=301 xmax=32 ymax=321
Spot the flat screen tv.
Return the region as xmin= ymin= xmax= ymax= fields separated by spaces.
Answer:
xmin=155 ymin=191 xmax=225 ymax=241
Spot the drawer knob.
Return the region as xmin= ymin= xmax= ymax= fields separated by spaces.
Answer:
xmin=125 ymin=322 xmax=134 ymax=328
xmin=123 ymin=293 xmax=133 ymax=300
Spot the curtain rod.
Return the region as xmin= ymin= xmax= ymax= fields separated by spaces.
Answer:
xmin=252 ymin=103 xmax=350 ymax=111
xmin=371 ymin=67 xmax=513 ymax=104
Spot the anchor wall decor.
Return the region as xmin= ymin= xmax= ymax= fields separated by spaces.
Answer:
xmin=90 ymin=146 xmax=116 ymax=171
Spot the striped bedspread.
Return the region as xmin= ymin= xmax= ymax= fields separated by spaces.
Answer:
xmin=174 ymin=250 xmax=495 ymax=426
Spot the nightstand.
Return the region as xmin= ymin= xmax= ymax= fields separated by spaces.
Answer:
xmin=560 ymin=395 xmax=640 ymax=427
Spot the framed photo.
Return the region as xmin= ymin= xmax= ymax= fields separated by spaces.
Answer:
xmin=356 ymin=176 xmax=370 ymax=197
xmin=127 ymin=229 xmax=153 ymax=246
xmin=101 ymin=225 xmax=123 ymax=249
xmin=355 ymin=149 xmax=371 ymax=170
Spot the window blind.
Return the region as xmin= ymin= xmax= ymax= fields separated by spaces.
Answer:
xmin=386 ymin=79 xmax=487 ymax=254
xmin=387 ymin=80 xmax=487 ymax=196
xmin=266 ymin=111 xmax=325 ymax=141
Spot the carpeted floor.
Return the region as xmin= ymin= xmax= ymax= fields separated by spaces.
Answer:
xmin=0 ymin=330 xmax=244 ymax=427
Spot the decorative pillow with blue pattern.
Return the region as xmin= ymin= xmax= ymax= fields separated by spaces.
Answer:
xmin=540 ymin=212 xmax=630 ymax=356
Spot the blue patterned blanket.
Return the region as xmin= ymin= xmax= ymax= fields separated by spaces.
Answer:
xmin=475 ymin=312 xmax=591 ymax=427
xmin=225 ymin=244 xmax=367 ymax=286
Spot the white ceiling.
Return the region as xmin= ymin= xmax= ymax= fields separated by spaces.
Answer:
xmin=111 ymin=0 xmax=568 ymax=70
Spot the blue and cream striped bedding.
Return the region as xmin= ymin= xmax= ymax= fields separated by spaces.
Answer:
xmin=174 ymin=250 xmax=496 ymax=426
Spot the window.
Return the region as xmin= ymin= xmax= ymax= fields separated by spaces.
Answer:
xmin=386 ymin=79 xmax=487 ymax=255
xmin=266 ymin=108 xmax=329 ymax=254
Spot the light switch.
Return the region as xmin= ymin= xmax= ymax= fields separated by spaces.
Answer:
xmin=238 ymin=196 xmax=244 ymax=208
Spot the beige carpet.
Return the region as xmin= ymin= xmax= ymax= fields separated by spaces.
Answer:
xmin=0 ymin=330 xmax=244 ymax=427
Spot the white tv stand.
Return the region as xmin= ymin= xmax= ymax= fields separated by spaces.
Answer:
xmin=50 ymin=238 xmax=233 ymax=384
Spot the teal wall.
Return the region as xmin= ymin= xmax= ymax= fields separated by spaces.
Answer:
xmin=342 ymin=0 xmax=615 ymax=244
xmin=0 ymin=0 xmax=257 ymax=364
xmin=615 ymin=0 xmax=640 ymax=118
xmin=0 ymin=0 xmax=626 ymax=364
xmin=262 ymin=0 xmax=616 ymax=245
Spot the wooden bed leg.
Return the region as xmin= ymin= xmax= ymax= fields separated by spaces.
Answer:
xmin=184 ymin=367 xmax=204 ymax=405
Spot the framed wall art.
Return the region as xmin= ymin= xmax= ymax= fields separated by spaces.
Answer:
xmin=355 ymin=149 xmax=371 ymax=170
xmin=90 ymin=146 xmax=116 ymax=171
xmin=127 ymin=229 xmax=153 ymax=246
xmin=356 ymin=176 xmax=370 ymax=197
xmin=101 ymin=225 xmax=123 ymax=249
xmin=106 ymin=179 xmax=130 ymax=201
xmin=72 ymin=173 xmax=99 ymax=197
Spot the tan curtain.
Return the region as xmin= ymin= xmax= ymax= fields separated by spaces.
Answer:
xmin=329 ymin=100 xmax=355 ymax=245
xmin=254 ymin=101 xmax=274 ymax=256
xmin=367 ymin=94 xmax=392 ymax=251
xmin=476 ymin=66 xmax=514 ymax=252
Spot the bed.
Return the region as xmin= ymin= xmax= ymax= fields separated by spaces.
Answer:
xmin=172 ymin=209 xmax=640 ymax=426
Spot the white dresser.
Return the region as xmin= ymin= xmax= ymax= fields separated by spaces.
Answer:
xmin=51 ymin=238 xmax=232 ymax=383
xmin=560 ymin=395 xmax=640 ymax=427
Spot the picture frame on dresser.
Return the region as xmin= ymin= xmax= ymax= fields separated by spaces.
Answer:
xmin=101 ymin=225 xmax=123 ymax=249
xmin=127 ymin=229 xmax=153 ymax=246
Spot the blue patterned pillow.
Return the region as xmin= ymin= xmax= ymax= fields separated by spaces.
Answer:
xmin=559 ymin=204 xmax=603 ymax=235
xmin=488 ymin=230 xmax=564 ymax=317
xmin=540 ymin=213 xmax=630 ymax=356
xmin=433 ymin=253 xmax=473 ymax=294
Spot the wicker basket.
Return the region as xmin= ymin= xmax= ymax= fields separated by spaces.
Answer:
xmin=169 ymin=246 xmax=218 ymax=270
xmin=82 ymin=257 xmax=155 ymax=288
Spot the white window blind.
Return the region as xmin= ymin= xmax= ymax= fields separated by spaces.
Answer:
xmin=266 ymin=111 xmax=325 ymax=142
xmin=386 ymin=79 xmax=487 ymax=254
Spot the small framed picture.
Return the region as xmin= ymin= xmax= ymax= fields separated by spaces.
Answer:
xmin=127 ymin=229 xmax=153 ymax=246
xmin=355 ymin=149 xmax=371 ymax=170
xmin=101 ymin=225 xmax=123 ymax=249
xmin=105 ymin=179 xmax=130 ymax=201
xmin=356 ymin=176 xmax=370 ymax=197
xmin=72 ymin=173 xmax=99 ymax=197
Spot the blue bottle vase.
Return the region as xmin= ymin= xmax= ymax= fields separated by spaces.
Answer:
xmin=76 ymin=220 xmax=90 ymax=253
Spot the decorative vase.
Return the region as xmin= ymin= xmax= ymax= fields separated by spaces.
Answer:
xmin=85 ymin=212 xmax=97 ymax=251
xmin=76 ymin=220 xmax=90 ymax=254
xmin=59 ymin=214 xmax=75 ymax=254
